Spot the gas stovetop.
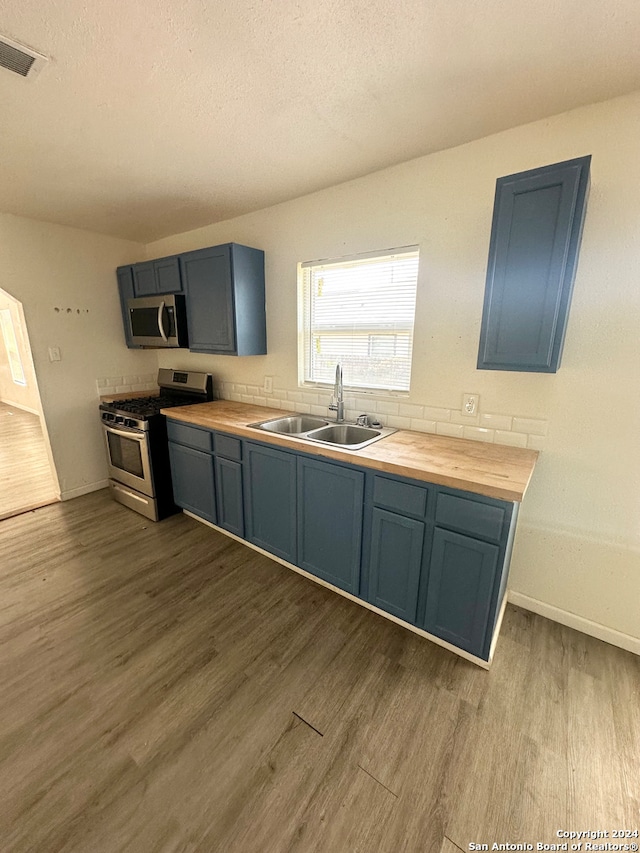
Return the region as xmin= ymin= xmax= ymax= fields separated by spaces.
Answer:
xmin=100 ymin=395 xmax=187 ymax=419
xmin=99 ymin=368 xmax=214 ymax=429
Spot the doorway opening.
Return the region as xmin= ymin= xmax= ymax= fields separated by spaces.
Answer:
xmin=0 ymin=288 xmax=60 ymax=520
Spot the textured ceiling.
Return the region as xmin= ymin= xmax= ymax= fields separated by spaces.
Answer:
xmin=1 ymin=0 xmax=640 ymax=243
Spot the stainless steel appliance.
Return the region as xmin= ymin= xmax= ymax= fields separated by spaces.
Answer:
xmin=126 ymin=294 xmax=188 ymax=348
xmin=100 ymin=368 xmax=213 ymax=520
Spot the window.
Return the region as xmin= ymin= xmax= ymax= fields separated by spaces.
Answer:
xmin=300 ymin=247 xmax=419 ymax=392
xmin=0 ymin=308 xmax=27 ymax=386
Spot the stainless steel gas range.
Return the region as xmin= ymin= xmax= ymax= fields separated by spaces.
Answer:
xmin=99 ymin=368 xmax=213 ymax=520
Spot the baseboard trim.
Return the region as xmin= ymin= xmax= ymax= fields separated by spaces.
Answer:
xmin=61 ymin=480 xmax=108 ymax=501
xmin=508 ymin=591 xmax=640 ymax=657
xmin=0 ymin=400 xmax=40 ymax=415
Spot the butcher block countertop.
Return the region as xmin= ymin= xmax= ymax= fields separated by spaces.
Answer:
xmin=162 ymin=400 xmax=539 ymax=503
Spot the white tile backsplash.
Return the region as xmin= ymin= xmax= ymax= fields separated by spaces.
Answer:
xmin=450 ymin=410 xmax=480 ymax=426
xmin=406 ymin=419 xmax=431 ymax=433
xmin=463 ymin=426 xmax=495 ymax=443
xmin=513 ymin=417 xmax=548 ymax=436
xmin=387 ymin=415 xmax=412 ymax=430
xmin=212 ymin=382 xmax=547 ymax=452
xmin=376 ymin=401 xmax=399 ymax=416
xmin=495 ymin=430 xmax=528 ymax=448
xmin=481 ymin=413 xmax=513 ymax=431
xmin=399 ymin=403 xmax=424 ymax=418
xmin=527 ymin=434 xmax=546 ymax=451
xmin=424 ymin=406 xmax=451 ymax=421
xmin=436 ymin=422 xmax=464 ymax=438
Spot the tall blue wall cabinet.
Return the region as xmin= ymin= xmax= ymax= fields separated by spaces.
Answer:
xmin=477 ymin=155 xmax=591 ymax=372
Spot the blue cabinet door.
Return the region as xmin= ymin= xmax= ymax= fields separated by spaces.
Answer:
xmin=180 ymin=245 xmax=236 ymax=353
xmin=154 ymin=256 xmax=182 ymax=293
xmin=116 ymin=266 xmax=140 ymax=348
xmin=215 ymin=456 xmax=244 ymax=537
xmin=478 ymin=155 xmax=591 ymax=373
xmin=297 ymin=457 xmax=364 ymax=595
xmin=423 ymin=528 xmax=499 ymax=659
xmin=368 ymin=508 xmax=424 ymax=623
xmin=168 ymin=442 xmax=217 ymax=524
xmin=131 ymin=257 xmax=182 ymax=295
xmin=244 ymin=443 xmax=297 ymax=562
xmin=132 ymin=262 xmax=157 ymax=296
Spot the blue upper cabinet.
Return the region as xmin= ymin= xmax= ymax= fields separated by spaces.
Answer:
xmin=477 ymin=155 xmax=591 ymax=373
xmin=180 ymin=243 xmax=266 ymax=356
xmin=131 ymin=256 xmax=183 ymax=296
xmin=116 ymin=266 xmax=141 ymax=348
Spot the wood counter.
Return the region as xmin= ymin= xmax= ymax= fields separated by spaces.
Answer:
xmin=162 ymin=400 xmax=538 ymax=502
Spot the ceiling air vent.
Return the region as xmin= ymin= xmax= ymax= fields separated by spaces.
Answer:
xmin=0 ymin=34 xmax=48 ymax=79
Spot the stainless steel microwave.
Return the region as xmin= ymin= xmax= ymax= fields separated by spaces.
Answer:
xmin=127 ymin=294 xmax=188 ymax=348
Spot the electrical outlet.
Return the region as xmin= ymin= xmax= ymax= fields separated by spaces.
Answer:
xmin=462 ymin=393 xmax=479 ymax=416
xmin=263 ymin=376 xmax=273 ymax=394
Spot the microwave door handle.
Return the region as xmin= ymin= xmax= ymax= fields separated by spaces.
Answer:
xmin=157 ymin=301 xmax=168 ymax=342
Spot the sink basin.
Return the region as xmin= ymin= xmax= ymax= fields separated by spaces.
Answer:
xmin=306 ymin=424 xmax=379 ymax=444
xmin=248 ymin=415 xmax=329 ymax=434
xmin=305 ymin=423 xmax=395 ymax=450
xmin=248 ymin=413 xmax=395 ymax=450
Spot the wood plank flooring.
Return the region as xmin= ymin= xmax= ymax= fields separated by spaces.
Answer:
xmin=0 ymin=490 xmax=638 ymax=853
xmin=0 ymin=402 xmax=59 ymax=520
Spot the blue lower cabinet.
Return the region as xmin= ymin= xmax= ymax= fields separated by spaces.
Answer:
xmin=215 ymin=456 xmax=244 ymax=537
xmin=244 ymin=443 xmax=297 ymax=562
xmin=297 ymin=457 xmax=364 ymax=595
xmin=168 ymin=442 xmax=217 ymax=524
xmin=368 ymin=508 xmax=425 ymax=623
xmin=423 ymin=527 xmax=500 ymax=659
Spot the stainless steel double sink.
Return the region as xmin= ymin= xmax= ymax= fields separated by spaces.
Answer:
xmin=247 ymin=414 xmax=396 ymax=450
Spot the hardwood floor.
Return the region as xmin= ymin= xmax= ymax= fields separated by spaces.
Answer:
xmin=1 ymin=490 xmax=638 ymax=852
xmin=0 ymin=402 xmax=59 ymax=520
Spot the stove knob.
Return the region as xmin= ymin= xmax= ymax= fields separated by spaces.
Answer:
xmin=125 ymin=419 xmax=137 ymax=428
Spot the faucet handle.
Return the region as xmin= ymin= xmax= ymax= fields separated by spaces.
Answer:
xmin=356 ymin=413 xmax=370 ymax=427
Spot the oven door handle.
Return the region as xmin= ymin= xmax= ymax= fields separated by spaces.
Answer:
xmin=157 ymin=301 xmax=168 ymax=343
xmin=104 ymin=426 xmax=146 ymax=441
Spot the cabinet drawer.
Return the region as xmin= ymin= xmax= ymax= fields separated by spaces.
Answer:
xmin=372 ymin=475 xmax=428 ymax=518
xmin=435 ymin=493 xmax=506 ymax=542
xmin=214 ymin=433 xmax=242 ymax=461
xmin=166 ymin=421 xmax=213 ymax=452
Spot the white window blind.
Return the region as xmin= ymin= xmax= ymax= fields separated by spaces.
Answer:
xmin=301 ymin=247 xmax=419 ymax=391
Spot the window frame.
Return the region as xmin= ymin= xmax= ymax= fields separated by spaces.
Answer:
xmin=298 ymin=246 xmax=419 ymax=395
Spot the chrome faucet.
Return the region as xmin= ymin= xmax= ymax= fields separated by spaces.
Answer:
xmin=328 ymin=363 xmax=345 ymax=423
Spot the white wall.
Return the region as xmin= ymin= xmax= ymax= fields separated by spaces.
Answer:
xmin=147 ymin=91 xmax=640 ymax=645
xmin=0 ymin=213 xmax=157 ymax=498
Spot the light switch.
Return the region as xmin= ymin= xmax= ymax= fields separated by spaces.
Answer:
xmin=48 ymin=346 xmax=61 ymax=362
